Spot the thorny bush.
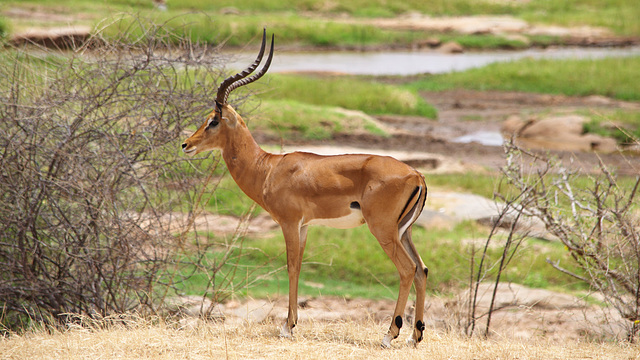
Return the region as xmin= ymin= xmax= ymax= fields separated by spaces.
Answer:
xmin=0 ymin=18 xmax=255 ymax=332
xmin=501 ymin=141 xmax=640 ymax=341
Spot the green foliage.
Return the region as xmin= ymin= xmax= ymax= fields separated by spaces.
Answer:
xmin=411 ymin=56 xmax=640 ymax=102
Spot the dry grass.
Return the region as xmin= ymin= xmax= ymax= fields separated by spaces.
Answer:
xmin=1 ymin=317 xmax=638 ymax=360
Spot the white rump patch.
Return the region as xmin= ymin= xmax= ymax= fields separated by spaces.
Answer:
xmin=306 ymin=208 xmax=365 ymax=229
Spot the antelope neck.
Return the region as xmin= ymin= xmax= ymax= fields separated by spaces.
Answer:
xmin=221 ymin=124 xmax=277 ymax=209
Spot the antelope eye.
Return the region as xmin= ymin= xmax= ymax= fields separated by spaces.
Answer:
xmin=206 ymin=116 xmax=220 ymax=129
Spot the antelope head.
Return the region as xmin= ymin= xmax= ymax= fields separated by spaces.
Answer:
xmin=181 ymin=29 xmax=274 ymax=156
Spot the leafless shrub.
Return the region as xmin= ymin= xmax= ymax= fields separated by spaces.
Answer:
xmin=0 ymin=16 xmax=256 ymax=331
xmin=496 ymin=141 xmax=640 ymax=341
xmin=463 ymin=198 xmax=528 ymax=338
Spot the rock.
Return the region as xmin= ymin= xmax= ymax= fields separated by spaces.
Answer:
xmin=413 ymin=37 xmax=441 ymax=49
xmin=10 ymin=26 xmax=91 ymax=49
xmin=468 ymin=282 xmax=585 ymax=310
xmin=584 ymin=95 xmax=614 ymax=106
xmin=625 ymin=144 xmax=640 ymax=154
xmin=425 ymin=192 xmax=500 ymax=222
xmin=230 ymin=299 xmax=274 ymax=323
xmin=424 ymin=37 xmax=442 ymax=47
xmin=420 ymin=191 xmax=555 ymax=240
xmin=166 ymin=295 xmax=225 ymax=320
xmin=581 ymin=133 xmax=618 ymax=153
xmin=415 ymin=209 xmax=455 ymax=229
xmin=439 ymin=41 xmax=464 ymax=54
xmin=501 ymin=114 xmax=529 ymax=136
xmin=522 ymin=115 xmax=585 ymax=138
xmin=501 ymin=114 xmax=618 ymax=153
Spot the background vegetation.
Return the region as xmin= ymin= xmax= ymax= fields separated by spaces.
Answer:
xmin=3 ymin=0 xmax=640 ymax=49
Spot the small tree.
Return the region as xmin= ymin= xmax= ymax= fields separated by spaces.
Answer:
xmin=501 ymin=141 xmax=640 ymax=341
xmin=0 ymin=16 xmax=259 ymax=331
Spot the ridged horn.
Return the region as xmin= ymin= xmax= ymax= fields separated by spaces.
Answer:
xmin=215 ymin=29 xmax=275 ymax=105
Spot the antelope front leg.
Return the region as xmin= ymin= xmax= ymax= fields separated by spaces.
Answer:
xmin=280 ymin=224 xmax=307 ymax=338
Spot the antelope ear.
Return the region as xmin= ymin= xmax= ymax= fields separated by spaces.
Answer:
xmin=222 ymin=111 xmax=238 ymax=128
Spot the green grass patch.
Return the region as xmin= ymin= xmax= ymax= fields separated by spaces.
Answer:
xmin=6 ymin=0 xmax=640 ymax=48
xmin=246 ymin=99 xmax=389 ymax=141
xmin=97 ymin=12 xmax=549 ymax=51
xmin=410 ymin=56 xmax=640 ymax=102
xmin=582 ymin=110 xmax=640 ymax=145
xmin=518 ymin=0 xmax=640 ymax=37
xmin=427 ymin=172 xmax=503 ymax=199
xmin=203 ymin=175 xmax=262 ymax=217
xmin=257 ymin=74 xmax=436 ymax=118
xmin=442 ymin=33 xmax=529 ymax=50
xmin=99 ymin=12 xmax=434 ymax=48
xmin=174 ymin=220 xmax=588 ymax=300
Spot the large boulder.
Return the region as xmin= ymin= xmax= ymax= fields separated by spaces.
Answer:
xmin=502 ymin=114 xmax=618 ymax=153
xmin=438 ymin=41 xmax=464 ymax=53
xmin=10 ymin=26 xmax=91 ymax=49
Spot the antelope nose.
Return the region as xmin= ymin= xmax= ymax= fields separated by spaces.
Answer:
xmin=181 ymin=143 xmax=187 ymax=149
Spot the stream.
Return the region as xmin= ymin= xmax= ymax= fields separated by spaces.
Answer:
xmin=226 ymin=46 xmax=640 ymax=147
xmin=226 ymin=46 xmax=640 ymax=76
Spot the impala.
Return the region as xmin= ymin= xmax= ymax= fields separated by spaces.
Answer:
xmin=182 ymin=30 xmax=429 ymax=347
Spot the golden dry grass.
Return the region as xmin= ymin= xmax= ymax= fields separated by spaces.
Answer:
xmin=1 ymin=317 xmax=639 ymax=360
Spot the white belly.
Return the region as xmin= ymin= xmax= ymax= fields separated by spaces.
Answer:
xmin=306 ymin=208 xmax=366 ymax=229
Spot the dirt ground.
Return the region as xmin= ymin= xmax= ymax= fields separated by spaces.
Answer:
xmin=214 ymin=288 xmax=627 ymax=344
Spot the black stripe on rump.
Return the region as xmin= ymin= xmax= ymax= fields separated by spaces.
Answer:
xmin=398 ymin=186 xmax=420 ymax=221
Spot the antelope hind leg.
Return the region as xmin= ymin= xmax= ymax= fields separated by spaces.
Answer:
xmin=401 ymin=229 xmax=429 ymax=347
xmin=376 ymin=236 xmax=416 ymax=348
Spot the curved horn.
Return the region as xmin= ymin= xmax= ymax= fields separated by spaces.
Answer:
xmin=216 ymin=29 xmax=273 ymax=105
xmin=222 ymin=34 xmax=274 ymax=100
